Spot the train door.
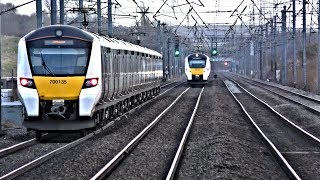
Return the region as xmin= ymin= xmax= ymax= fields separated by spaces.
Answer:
xmin=123 ymin=51 xmax=127 ymax=94
xmin=146 ymin=55 xmax=150 ymax=85
xmin=128 ymin=52 xmax=133 ymax=92
xmin=106 ymin=47 xmax=113 ymax=100
xmin=137 ymin=52 xmax=141 ymax=90
xmin=118 ymin=50 xmax=123 ymax=96
xmin=134 ymin=52 xmax=139 ymax=90
xmin=101 ymin=47 xmax=108 ymax=101
xmin=125 ymin=51 xmax=130 ymax=94
xmin=141 ymin=53 xmax=146 ymax=88
xmin=112 ymin=50 xmax=118 ymax=98
xmin=116 ymin=50 xmax=121 ymax=97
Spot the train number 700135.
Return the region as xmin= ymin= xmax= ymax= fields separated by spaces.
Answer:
xmin=49 ymin=80 xmax=67 ymax=84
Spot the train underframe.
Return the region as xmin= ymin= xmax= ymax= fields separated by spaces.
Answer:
xmin=24 ymin=84 xmax=161 ymax=140
xmin=187 ymin=75 xmax=208 ymax=85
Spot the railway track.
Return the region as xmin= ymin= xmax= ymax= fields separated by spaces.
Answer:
xmin=224 ymin=77 xmax=320 ymax=179
xmin=90 ymin=86 xmax=204 ymax=179
xmin=0 ymin=80 xmax=181 ymax=156
xmin=228 ymin=74 xmax=320 ymax=114
xmin=0 ymin=80 xmax=184 ymax=180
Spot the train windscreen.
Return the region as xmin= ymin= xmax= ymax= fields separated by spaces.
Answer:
xmin=188 ymin=54 xmax=207 ymax=68
xmin=27 ymin=39 xmax=92 ymax=76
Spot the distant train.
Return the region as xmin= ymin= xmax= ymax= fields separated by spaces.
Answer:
xmin=184 ymin=53 xmax=211 ymax=85
xmin=17 ymin=25 xmax=163 ymax=140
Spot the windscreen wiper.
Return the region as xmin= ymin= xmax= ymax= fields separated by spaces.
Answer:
xmin=40 ymin=52 xmax=55 ymax=77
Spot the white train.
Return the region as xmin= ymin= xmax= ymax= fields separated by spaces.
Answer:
xmin=185 ymin=53 xmax=211 ymax=85
xmin=17 ymin=25 xmax=163 ymax=139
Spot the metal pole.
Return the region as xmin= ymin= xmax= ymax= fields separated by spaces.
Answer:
xmin=97 ymin=0 xmax=101 ymax=34
xmin=167 ymin=36 xmax=171 ymax=79
xmin=59 ymin=0 xmax=64 ymax=24
xmin=274 ymin=15 xmax=277 ymax=81
xmin=79 ymin=0 xmax=83 ymax=28
xmin=51 ymin=0 xmax=57 ymax=25
xmin=265 ymin=22 xmax=269 ymax=80
xmin=281 ymin=6 xmax=287 ymax=85
xmin=293 ymin=0 xmax=297 ymax=86
xmin=158 ymin=21 xmax=165 ymax=78
xmin=107 ymin=0 xmax=113 ymax=37
xmin=250 ymin=39 xmax=254 ymax=78
xmin=318 ymin=0 xmax=320 ymax=93
xmin=270 ymin=19 xmax=274 ymax=79
xmin=36 ymin=0 xmax=42 ymax=28
xmin=0 ymin=15 xmax=5 ymax=136
xmin=302 ymin=0 xmax=307 ymax=89
xmin=259 ymin=27 xmax=263 ymax=80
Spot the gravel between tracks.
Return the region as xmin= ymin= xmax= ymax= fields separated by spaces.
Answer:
xmin=232 ymin=74 xmax=320 ymax=140
xmin=16 ymin=84 xmax=189 ymax=179
xmin=108 ymin=87 xmax=202 ymax=179
xmin=177 ymin=77 xmax=287 ymax=179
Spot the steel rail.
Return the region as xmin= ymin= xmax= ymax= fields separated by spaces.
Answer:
xmin=0 ymin=138 xmax=37 ymax=158
xmin=166 ymin=87 xmax=204 ymax=180
xmin=230 ymin=78 xmax=320 ymax=144
xmin=0 ymin=122 xmax=114 ymax=180
xmin=160 ymin=80 xmax=179 ymax=88
xmin=232 ymin=74 xmax=320 ymax=103
xmin=229 ymin=74 xmax=320 ymax=114
xmin=234 ymin=76 xmax=320 ymax=114
xmin=90 ymin=87 xmax=190 ymax=180
xmin=223 ymin=79 xmax=301 ymax=180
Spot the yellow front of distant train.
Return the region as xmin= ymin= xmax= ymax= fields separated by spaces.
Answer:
xmin=185 ymin=53 xmax=211 ymax=84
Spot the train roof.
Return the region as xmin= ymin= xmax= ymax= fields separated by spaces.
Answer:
xmin=97 ymin=34 xmax=162 ymax=58
xmin=24 ymin=25 xmax=95 ymax=42
xmin=186 ymin=53 xmax=209 ymax=59
xmin=23 ymin=25 xmax=162 ymax=58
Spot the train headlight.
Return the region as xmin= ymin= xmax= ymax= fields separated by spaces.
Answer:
xmin=20 ymin=78 xmax=36 ymax=88
xmin=83 ymin=78 xmax=99 ymax=88
xmin=55 ymin=29 xmax=63 ymax=37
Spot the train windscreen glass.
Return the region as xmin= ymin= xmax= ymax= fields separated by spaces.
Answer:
xmin=188 ymin=58 xmax=206 ymax=68
xmin=27 ymin=39 xmax=91 ymax=76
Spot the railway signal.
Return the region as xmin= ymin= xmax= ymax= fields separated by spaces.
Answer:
xmin=174 ymin=49 xmax=180 ymax=57
xmin=212 ymin=48 xmax=218 ymax=56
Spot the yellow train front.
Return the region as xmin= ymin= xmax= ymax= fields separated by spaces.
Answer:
xmin=185 ymin=53 xmax=211 ymax=85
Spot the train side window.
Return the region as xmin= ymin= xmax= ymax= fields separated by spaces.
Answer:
xmin=107 ymin=48 xmax=111 ymax=53
xmin=131 ymin=51 xmax=134 ymax=55
xmin=117 ymin=50 xmax=121 ymax=54
xmin=124 ymin=50 xmax=128 ymax=54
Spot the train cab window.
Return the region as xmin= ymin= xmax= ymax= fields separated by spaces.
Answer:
xmin=27 ymin=38 xmax=91 ymax=76
xmin=188 ymin=54 xmax=207 ymax=68
xmin=29 ymin=48 xmax=89 ymax=76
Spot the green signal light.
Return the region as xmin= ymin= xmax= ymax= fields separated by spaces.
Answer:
xmin=175 ymin=50 xmax=180 ymax=56
xmin=212 ymin=49 xmax=218 ymax=56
